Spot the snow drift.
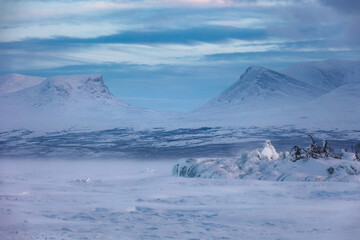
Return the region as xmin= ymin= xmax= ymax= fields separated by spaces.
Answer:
xmin=172 ymin=140 xmax=360 ymax=182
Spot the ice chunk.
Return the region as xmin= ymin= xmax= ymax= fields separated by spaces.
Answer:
xmin=74 ymin=178 xmax=92 ymax=184
xmin=172 ymin=141 xmax=360 ymax=182
xmin=261 ymin=140 xmax=279 ymax=161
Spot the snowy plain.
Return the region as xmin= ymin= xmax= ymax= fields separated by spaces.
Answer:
xmin=1 ymin=59 xmax=360 ymax=239
xmin=1 ymin=159 xmax=360 ymax=240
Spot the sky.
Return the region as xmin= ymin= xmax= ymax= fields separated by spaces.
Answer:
xmin=0 ymin=0 xmax=359 ymax=111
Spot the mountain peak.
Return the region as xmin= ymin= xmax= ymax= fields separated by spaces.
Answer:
xmin=48 ymin=74 xmax=103 ymax=85
xmin=245 ymin=65 xmax=267 ymax=72
xmin=1 ymin=74 xmax=128 ymax=108
xmin=240 ymin=66 xmax=293 ymax=87
xmin=43 ymin=74 xmax=116 ymax=102
xmin=199 ymin=66 xmax=321 ymax=111
xmin=46 ymin=74 xmax=106 ymax=93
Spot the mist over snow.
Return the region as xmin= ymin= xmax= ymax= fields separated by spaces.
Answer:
xmin=1 ymin=0 xmax=360 ymax=238
xmin=1 ymin=58 xmax=360 ymax=240
xmin=1 ymin=158 xmax=359 ymax=239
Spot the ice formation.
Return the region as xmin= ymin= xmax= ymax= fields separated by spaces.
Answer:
xmin=260 ymin=140 xmax=279 ymax=161
xmin=172 ymin=140 xmax=360 ymax=182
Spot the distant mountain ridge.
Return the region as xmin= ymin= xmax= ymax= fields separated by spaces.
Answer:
xmin=0 ymin=74 xmax=144 ymax=131
xmin=281 ymin=59 xmax=360 ymax=91
xmin=0 ymin=59 xmax=359 ymax=131
xmin=194 ymin=59 xmax=360 ymax=129
xmin=1 ymin=74 xmax=128 ymax=108
xmin=199 ymin=65 xmax=323 ymax=111
xmin=0 ymin=73 xmax=45 ymax=95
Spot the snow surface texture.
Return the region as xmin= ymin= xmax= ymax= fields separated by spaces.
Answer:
xmin=1 ymin=159 xmax=360 ymax=240
xmin=1 ymin=127 xmax=359 ymax=159
xmin=172 ymin=140 xmax=360 ymax=182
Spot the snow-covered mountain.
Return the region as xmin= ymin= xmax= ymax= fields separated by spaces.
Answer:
xmin=1 ymin=60 xmax=359 ymax=131
xmin=298 ymin=82 xmax=360 ymax=128
xmin=0 ymin=73 xmax=45 ymax=95
xmin=0 ymin=74 xmax=159 ymax=131
xmin=199 ymin=66 xmax=322 ymax=112
xmin=193 ymin=60 xmax=360 ymax=130
xmin=3 ymin=74 xmax=128 ymax=107
xmin=281 ymin=59 xmax=360 ymax=91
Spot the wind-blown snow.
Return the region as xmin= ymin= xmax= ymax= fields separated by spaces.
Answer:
xmin=1 ymin=159 xmax=359 ymax=239
xmin=1 ymin=60 xmax=360 ymax=239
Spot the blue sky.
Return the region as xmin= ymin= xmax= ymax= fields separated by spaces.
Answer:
xmin=0 ymin=0 xmax=359 ymax=111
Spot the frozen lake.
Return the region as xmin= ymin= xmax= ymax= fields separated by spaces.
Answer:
xmin=1 ymin=159 xmax=359 ymax=240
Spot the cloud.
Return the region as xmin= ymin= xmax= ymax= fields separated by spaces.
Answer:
xmin=319 ymin=0 xmax=360 ymax=14
xmin=0 ymin=37 xmax=276 ymax=71
xmin=0 ymin=0 xmax=255 ymax=26
xmin=0 ymin=1 xmax=144 ymax=23
xmin=0 ymin=22 xmax=126 ymax=43
xmin=0 ymin=1 xmax=271 ymax=43
xmin=207 ymin=18 xmax=265 ymax=28
xmin=79 ymin=26 xmax=268 ymax=44
xmin=0 ymin=0 xmax=307 ymax=27
xmin=0 ymin=25 xmax=268 ymax=44
xmin=204 ymin=48 xmax=360 ymax=64
xmin=311 ymin=1 xmax=360 ymax=47
xmin=1 ymin=0 xmax=359 ymax=111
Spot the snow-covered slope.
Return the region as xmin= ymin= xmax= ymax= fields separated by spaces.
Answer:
xmin=1 ymin=60 xmax=359 ymax=131
xmin=191 ymin=60 xmax=360 ymax=130
xmin=2 ymin=74 xmax=128 ymax=107
xmin=296 ymin=82 xmax=360 ymax=128
xmin=250 ymin=81 xmax=360 ymax=129
xmin=0 ymin=73 xmax=45 ymax=95
xmin=281 ymin=59 xmax=360 ymax=91
xmin=0 ymin=74 xmax=161 ymax=131
xmin=315 ymin=82 xmax=360 ymax=105
xmin=199 ymin=66 xmax=322 ymax=112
